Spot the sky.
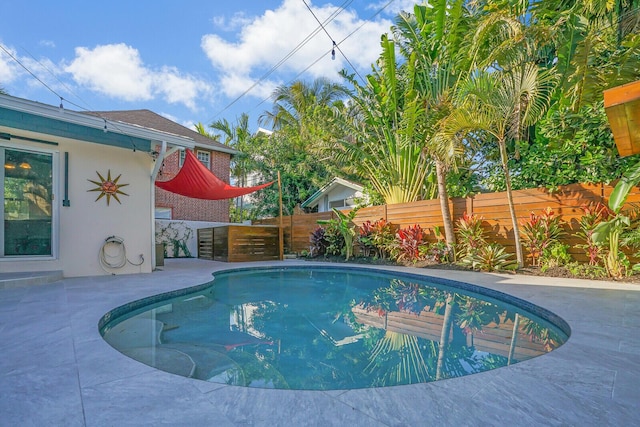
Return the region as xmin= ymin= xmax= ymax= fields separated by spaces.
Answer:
xmin=0 ymin=0 xmax=417 ymax=134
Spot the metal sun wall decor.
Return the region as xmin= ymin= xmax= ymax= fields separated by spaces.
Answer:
xmin=88 ymin=170 xmax=129 ymax=205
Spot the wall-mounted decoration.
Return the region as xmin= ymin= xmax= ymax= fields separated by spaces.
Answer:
xmin=88 ymin=170 xmax=129 ymax=205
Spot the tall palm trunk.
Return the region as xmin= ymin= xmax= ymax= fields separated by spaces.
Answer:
xmin=435 ymin=159 xmax=456 ymax=259
xmin=499 ymin=139 xmax=524 ymax=267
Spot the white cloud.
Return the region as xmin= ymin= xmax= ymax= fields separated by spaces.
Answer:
xmin=64 ymin=43 xmax=212 ymax=111
xmin=212 ymin=12 xmax=254 ymax=32
xmin=201 ymin=0 xmax=391 ymax=99
xmin=0 ymin=45 xmax=20 ymax=83
xmin=65 ymin=44 xmax=153 ymax=101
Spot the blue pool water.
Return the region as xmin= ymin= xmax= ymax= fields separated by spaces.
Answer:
xmin=100 ymin=266 xmax=569 ymax=390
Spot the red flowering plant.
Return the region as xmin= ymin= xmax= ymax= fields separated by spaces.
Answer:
xmin=520 ymin=207 xmax=565 ymax=266
xmin=390 ymin=224 xmax=428 ymax=263
xmin=358 ymin=219 xmax=395 ymax=259
xmin=576 ymin=202 xmax=613 ymax=265
xmin=455 ymin=212 xmax=486 ymax=262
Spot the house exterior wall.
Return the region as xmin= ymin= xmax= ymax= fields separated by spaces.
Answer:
xmin=0 ymin=129 xmax=154 ymax=277
xmin=317 ymin=187 xmax=363 ymax=212
xmin=155 ymin=148 xmax=231 ymax=222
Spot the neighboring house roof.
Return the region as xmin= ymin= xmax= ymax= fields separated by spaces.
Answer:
xmin=0 ymin=95 xmax=195 ymax=152
xmin=301 ymin=177 xmax=364 ymax=208
xmin=83 ymin=109 xmax=237 ymax=155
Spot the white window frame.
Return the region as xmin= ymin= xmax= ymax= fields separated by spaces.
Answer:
xmin=196 ymin=150 xmax=211 ymax=169
xmin=179 ymin=149 xmax=186 ymax=167
xmin=329 ymin=199 xmax=346 ymax=209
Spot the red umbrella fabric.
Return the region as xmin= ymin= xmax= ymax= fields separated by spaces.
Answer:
xmin=156 ymin=149 xmax=273 ymax=200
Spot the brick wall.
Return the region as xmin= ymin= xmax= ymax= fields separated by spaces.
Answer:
xmin=155 ymin=149 xmax=231 ymax=222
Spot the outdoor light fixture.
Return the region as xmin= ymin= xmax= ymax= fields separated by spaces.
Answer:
xmin=103 ymin=119 xmax=108 ymax=133
xmin=331 ymin=41 xmax=336 ymax=60
xmin=19 ymin=161 xmax=31 ymax=169
xmin=4 ymin=162 xmax=16 ymax=169
xmin=59 ymin=97 xmax=64 ymax=114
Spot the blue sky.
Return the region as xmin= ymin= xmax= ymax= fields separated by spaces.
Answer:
xmin=0 ymin=0 xmax=416 ymax=133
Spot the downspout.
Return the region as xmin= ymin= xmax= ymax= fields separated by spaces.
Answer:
xmin=150 ymin=141 xmax=167 ymax=270
xmin=150 ymin=142 xmax=184 ymax=269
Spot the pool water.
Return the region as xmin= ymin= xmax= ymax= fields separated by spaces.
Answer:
xmin=100 ymin=267 xmax=569 ymax=390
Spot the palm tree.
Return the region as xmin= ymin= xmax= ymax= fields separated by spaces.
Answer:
xmin=259 ymin=78 xmax=348 ymax=149
xmin=392 ymin=1 xmax=478 ymax=253
xmin=207 ymin=114 xmax=255 ymax=220
xmin=337 ymin=34 xmax=435 ymax=204
xmin=445 ymin=64 xmax=556 ymax=266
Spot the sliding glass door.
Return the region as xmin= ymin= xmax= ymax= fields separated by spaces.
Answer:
xmin=1 ymin=147 xmax=54 ymax=257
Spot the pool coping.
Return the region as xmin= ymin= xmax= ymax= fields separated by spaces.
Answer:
xmin=1 ymin=258 xmax=639 ymax=426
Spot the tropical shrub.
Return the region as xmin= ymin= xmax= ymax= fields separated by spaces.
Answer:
xmin=318 ymin=208 xmax=359 ymax=260
xmin=575 ymin=202 xmax=611 ymax=266
xmin=566 ymin=262 xmax=608 ymax=279
xmin=322 ymin=221 xmax=345 ymax=257
xmin=540 ymin=242 xmax=572 ymax=273
xmin=460 ymin=243 xmax=517 ymax=272
xmin=389 ymin=224 xmax=428 ymax=264
xmin=358 ymin=219 xmax=396 ymax=259
xmin=520 ymin=208 xmax=565 ymax=267
xmin=618 ymin=207 xmax=640 ymax=273
xmin=429 ymin=226 xmax=453 ymax=263
xmin=309 ymin=226 xmax=328 ymax=257
xmin=593 ymin=159 xmax=640 ymax=278
xmin=422 ymin=241 xmax=453 ymax=263
xmin=456 ymin=212 xmax=486 ymax=261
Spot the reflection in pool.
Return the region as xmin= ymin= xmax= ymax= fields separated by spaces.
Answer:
xmin=100 ymin=267 xmax=569 ymax=390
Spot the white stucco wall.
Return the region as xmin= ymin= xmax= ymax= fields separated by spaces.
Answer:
xmin=0 ymin=131 xmax=154 ymax=277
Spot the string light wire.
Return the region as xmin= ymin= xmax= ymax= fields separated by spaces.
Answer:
xmin=207 ymin=0 xmax=354 ymax=122
xmin=238 ymin=0 xmax=397 ymax=122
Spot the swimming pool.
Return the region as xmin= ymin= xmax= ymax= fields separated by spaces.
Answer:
xmin=100 ymin=266 xmax=569 ymax=390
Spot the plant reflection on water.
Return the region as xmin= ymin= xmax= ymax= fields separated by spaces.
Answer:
xmin=101 ymin=268 xmax=568 ymax=390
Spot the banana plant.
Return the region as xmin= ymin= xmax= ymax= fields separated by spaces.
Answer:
xmin=318 ymin=207 xmax=359 ymax=261
xmin=592 ymin=158 xmax=640 ymax=278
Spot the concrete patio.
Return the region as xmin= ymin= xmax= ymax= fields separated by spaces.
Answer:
xmin=1 ymin=258 xmax=638 ymax=426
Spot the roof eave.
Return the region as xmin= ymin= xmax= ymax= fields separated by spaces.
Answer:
xmin=0 ymin=94 xmax=195 ymax=150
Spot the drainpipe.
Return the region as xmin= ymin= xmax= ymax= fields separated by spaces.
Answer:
xmin=150 ymin=142 xmax=185 ymax=269
xmin=150 ymin=141 xmax=167 ymax=270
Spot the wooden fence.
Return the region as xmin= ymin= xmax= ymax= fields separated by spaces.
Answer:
xmin=254 ymin=182 xmax=640 ymax=264
xmin=198 ymin=225 xmax=280 ymax=262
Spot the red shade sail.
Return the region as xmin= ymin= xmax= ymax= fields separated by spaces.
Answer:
xmin=155 ymin=149 xmax=273 ymax=200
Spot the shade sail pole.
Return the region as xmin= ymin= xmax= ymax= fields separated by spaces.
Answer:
xmin=278 ymin=171 xmax=284 ymax=261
